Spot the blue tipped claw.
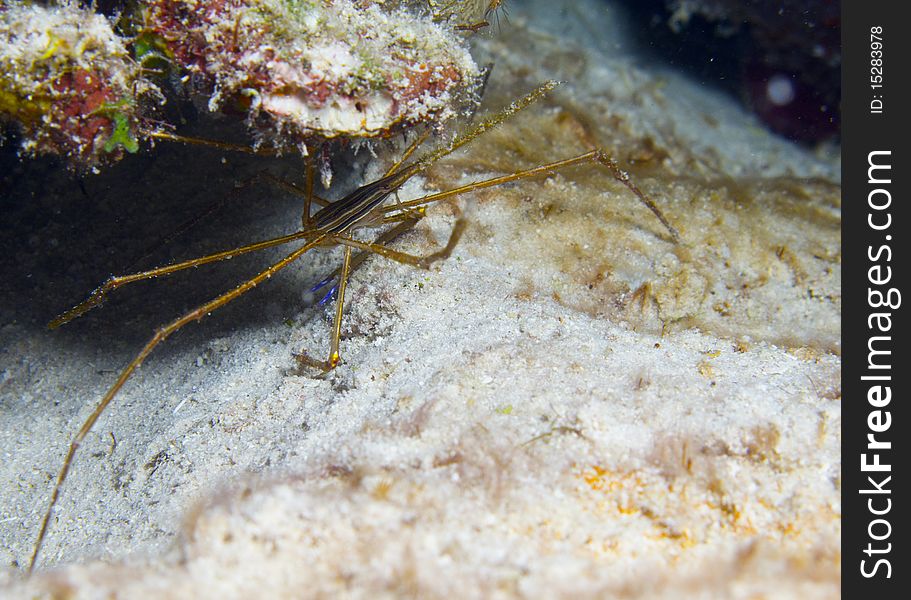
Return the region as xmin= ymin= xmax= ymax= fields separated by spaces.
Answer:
xmin=311 ymin=275 xmax=339 ymax=306
xmin=310 ymin=273 xmax=336 ymax=293
xmin=317 ymin=285 xmax=339 ymax=306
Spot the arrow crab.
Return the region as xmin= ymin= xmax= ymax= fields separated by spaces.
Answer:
xmin=4 ymin=1 xmax=679 ymax=572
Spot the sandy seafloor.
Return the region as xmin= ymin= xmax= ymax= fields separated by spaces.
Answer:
xmin=0 ymin=1 xmax=841 ymax=598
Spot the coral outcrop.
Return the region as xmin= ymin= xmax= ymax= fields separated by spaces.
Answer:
xmin=0 ymin=1 xmax=146 ymax=169
xmin=1 ymin=0 xmax=481 ymax=168
xmin=144 ymin=0 xmax=479 ymax=143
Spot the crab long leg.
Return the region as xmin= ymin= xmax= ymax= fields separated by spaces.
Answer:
xmin=48 ymin=129 xmax=439 ymax=331
xmin=385 ymin=149 xmax=680 ymax=242
xmin=329 ymin=218 xmax=467 ymax=269
xmin=147 ymin=131 xmax=284 ymax=155
xmin=48 ymin=229 xmax=321 ymax=329
xmin=50 ymin=158 xmax=366 ymax=329
xmin=326 ymin=247 xmax=353 ymax=369
xmin=30 ymin=232 xmax=331 ymax=572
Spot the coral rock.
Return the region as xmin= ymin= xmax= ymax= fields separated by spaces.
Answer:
xmin=0 ymin=1 xmax=145 ymax=168
xmin=145 ymin=0 xmax=481 ymax=142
